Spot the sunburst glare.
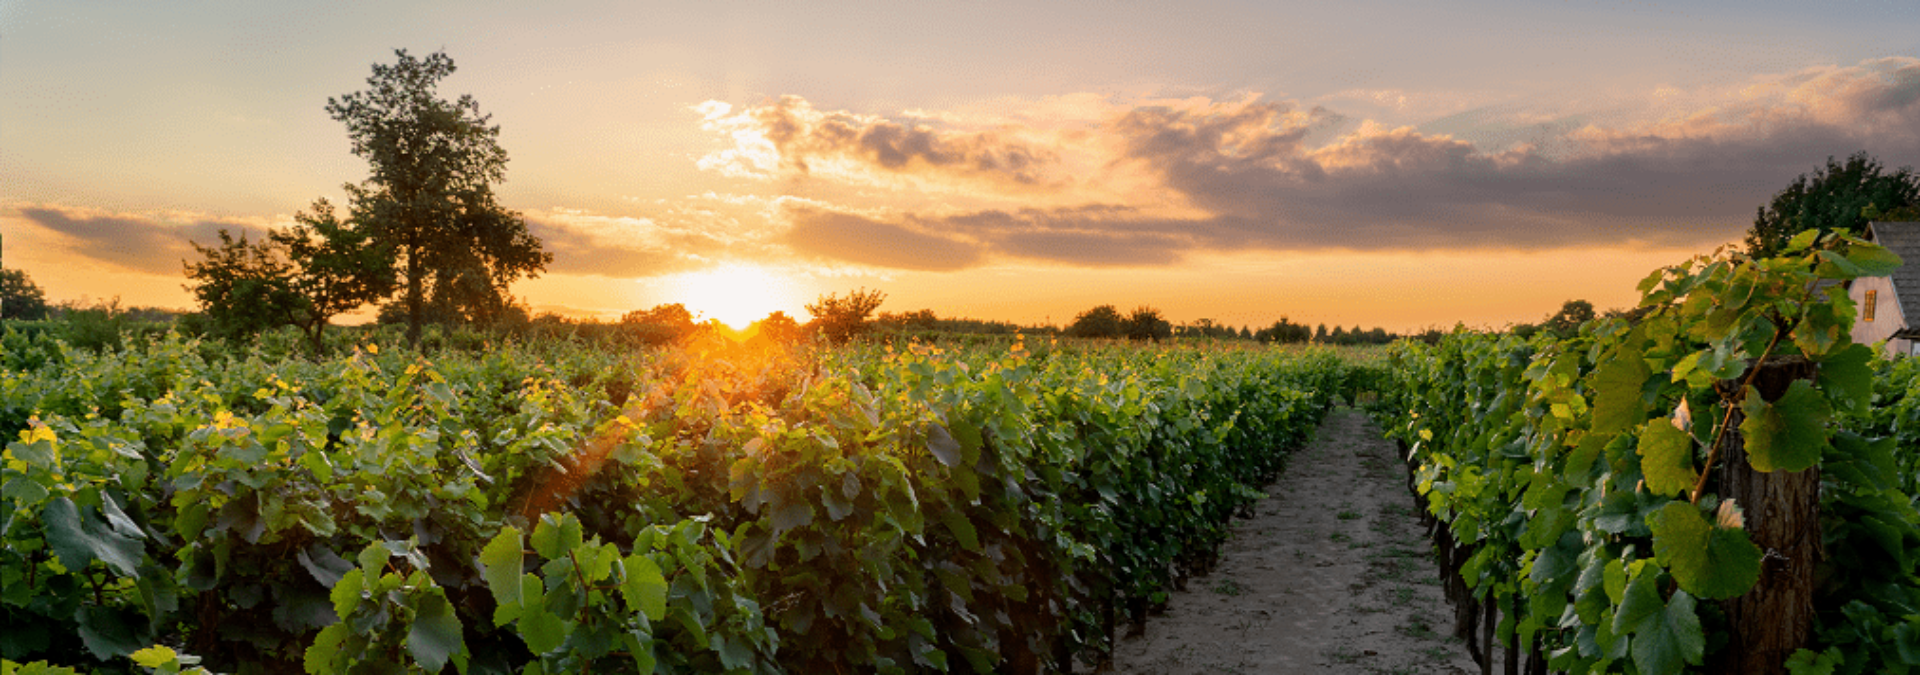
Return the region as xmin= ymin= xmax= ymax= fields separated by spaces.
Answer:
xmin=660 ymin=263 xmax=801 ymax=329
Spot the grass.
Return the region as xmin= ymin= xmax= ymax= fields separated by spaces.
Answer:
xmin=1211 ymin=579 xmax=1244 ymax=596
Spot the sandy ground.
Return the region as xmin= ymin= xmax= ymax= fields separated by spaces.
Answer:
xmin=1106 ymin=408 xmax=1480 ymax=674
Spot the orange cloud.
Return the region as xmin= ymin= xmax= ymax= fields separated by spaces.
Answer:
xmin=695 ymin=57 xmax=1920 ymax=270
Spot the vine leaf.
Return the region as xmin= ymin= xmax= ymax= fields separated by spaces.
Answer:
xmin=1649 ymin=501 xmax=1761 ymax=600
xmin=1817 ymin=344 xmax=1875 ymax=416
xmin=1815 ymin=245 xmax=1902 ymax=278
xmin=622 ymin=554 xmax=668 ymax=621
xmin=1617 ymin=571 xmax=1705 ymax=675
xmin=1739 ymin=381 xmax=1831 ymax=473
xmin=1637 ymin=421 xmax=1697 ymax=497
xmin=520 ymin=608 xmax=569 ymax=655
xmin=479 ymin=526 xmax=525 ymax=624
xmin=530 ymin=514 xmax=583 ymax=560
xmin=44 ymin=496 xmax=145 ymax=578
xmin=1590 ymin=339 xmax=1650 ymax=437
xmin=405 ymin=592 xmax=465 ymax=672
xmin=74 ymin=605 xmax=151 ymax=660
xmin=927 ymin=423 xmax=961 ymax=467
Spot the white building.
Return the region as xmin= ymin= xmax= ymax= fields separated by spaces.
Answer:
xmin=1848 ymin=221 xmax=1920 ymax=357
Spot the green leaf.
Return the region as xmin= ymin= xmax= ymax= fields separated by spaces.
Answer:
xmin=769 ymin=500 xmax=813 ymax=540
xmin=623 ymin=631 xmax=658 ymax=674
xmin=1784 ymin=648 xmax=1841 ymax=675
xmin=940 ymin=509 xmax=980 ymax=552
xmin=1603 ymin=559 xmax=1627 ymax=606
xmin=1612 ymin=565 xmax=1662 ymax=636
xmin=926 ymin=423 xmax=961 ymax=467
xmin=1844 ymin=242 xmax=1903 ymax=277
xmin=479 ymin=526 xmax=525 ymax=623
xmin=530 ymin=514 xmax=582 ymax=560
xmin=305 ymin=623 xmax=349 ymax=675
xmin=519 ymin=609 xmax=570 ymax=655
xmin=73 ymin=605 xmax=150 ymax=661
xmin=1631 ymin=589 xmax=1705 ymax=675
xmin=405 ymin=592 xmax=465 ymax=672
xmin=1649 ymin=501 xmax=1761 ymax=600
xmin=1788 ymin=228 xmax=1822 ymax=253
xmin=1590 ymin=339 xmax=1650 ymax=437
xmin=1739 ymin=381 xmax=1831 ymax=473
xmin=129 ymin=645 xmax=178 ymax=669
xmin=356 ymin=540 xmax=390 ymax=577
xmin=1817 ymin=344 xmax=1874 ymax=415
xmin=296 ymin=543 xmax=355 ymax=588
xmin=622 ymin=554 xmax=668 ymax=622
xmin=330 ymin=569 xmax=364 ymax=619
xmin=1 ymin=474 xmax=48 ymax=504
xmin=1637 ymin=421 xmax=1697 ymax=497
xmin=43 ymin=496 xmax=144 ymax=577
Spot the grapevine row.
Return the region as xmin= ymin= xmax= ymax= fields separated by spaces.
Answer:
xmin=2 ymin=331 xmax=1343 ymax=673
xmin=1372 ymin=231 xmax=1920 ymax=674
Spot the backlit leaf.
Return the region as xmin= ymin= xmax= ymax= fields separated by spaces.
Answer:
xmin=1637 ymin=421 xmax=1697 ymax=497
xmin=1590 ymin=339 xmax=1650 ymax=437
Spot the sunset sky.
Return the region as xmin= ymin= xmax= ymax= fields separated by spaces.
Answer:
xmin=5 ymin=2 xmax=1920 ymax=332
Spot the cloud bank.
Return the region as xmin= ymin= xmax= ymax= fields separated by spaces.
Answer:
xmin=698 ymin=57 xmax=1920 ymax=271
xmin=15 ymin=205 xmax=268 ymax=275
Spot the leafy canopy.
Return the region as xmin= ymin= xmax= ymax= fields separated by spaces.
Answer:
xmin=1 ymin=267 xmax=52 ymax=321
xmin=1746 ymin=152 xmax=1920 ymax=258
xmin=326 ymin=49 xmax=549 ymax=345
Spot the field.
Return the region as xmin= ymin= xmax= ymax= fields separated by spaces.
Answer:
xmin=1 ymin=329 xmax=1349 ymax=674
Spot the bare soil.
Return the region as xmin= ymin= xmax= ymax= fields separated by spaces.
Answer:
xmin=1106 ymin=407 xmax=1479 ymax=674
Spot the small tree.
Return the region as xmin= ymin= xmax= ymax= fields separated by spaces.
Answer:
xmin=1066 ymin=305 xmax=1124 ymax=338
xmin=806 ymin=288 xmax=886 ymax=343
xmin=620 ymin=303 xmax=699 ymax=344
xmin=1123 ymin=306 xmax=1171 ymax=341
xmin=1 ymin=268 xmax=51 ymax=321
xmin=753 ymin=311 xmax=805 ymax=344
xmin=1542 ymin=299 xmax=1596 ymax=337
xmin=184 ymin=200 xmax=394 ymax=353
xmin=1746 ymin=152 xmax=1920 ymax=257
xmin=183 ymin=230 xmax=303 ymax=343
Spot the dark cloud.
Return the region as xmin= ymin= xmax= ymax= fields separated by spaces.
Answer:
xmin=782 ymin=206 xmax=985 ymax=271
xmin=20 ymin=206 xmax=262 ymax=274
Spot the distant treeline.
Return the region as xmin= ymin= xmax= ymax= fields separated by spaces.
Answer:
xmin=875 ymin=304 xmax=1399 ymax=345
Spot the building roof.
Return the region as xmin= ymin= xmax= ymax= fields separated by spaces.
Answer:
xmin=1867 ymin=222 xmax=1920 ymax=338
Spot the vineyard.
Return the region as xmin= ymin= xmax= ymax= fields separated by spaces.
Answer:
xmin=14 ymin=233 xmax=1920 ymax=675
xmin=1372 ymin=231 xmax=1920 ymax=675
xmin=0 ymin=328 xmax=1348 ymax=674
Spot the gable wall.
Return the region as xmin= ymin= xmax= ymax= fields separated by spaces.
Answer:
xmin=1849 ymin=274 xmax=1914 ymax=356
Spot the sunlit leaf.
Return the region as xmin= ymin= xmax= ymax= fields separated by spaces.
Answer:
xmin=1637 ymin=421 xmax=1697 ymax=497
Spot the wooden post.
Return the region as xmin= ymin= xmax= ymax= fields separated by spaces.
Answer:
xmin=1713 ymin=357 xmax=1820 ymax=675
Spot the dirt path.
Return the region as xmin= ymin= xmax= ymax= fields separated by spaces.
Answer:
xmin=1108 ymin=407 xmax=1478 ymax=674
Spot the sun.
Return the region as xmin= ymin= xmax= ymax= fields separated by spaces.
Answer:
xmin=661 ymin=263 xmax=800 ymax=329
